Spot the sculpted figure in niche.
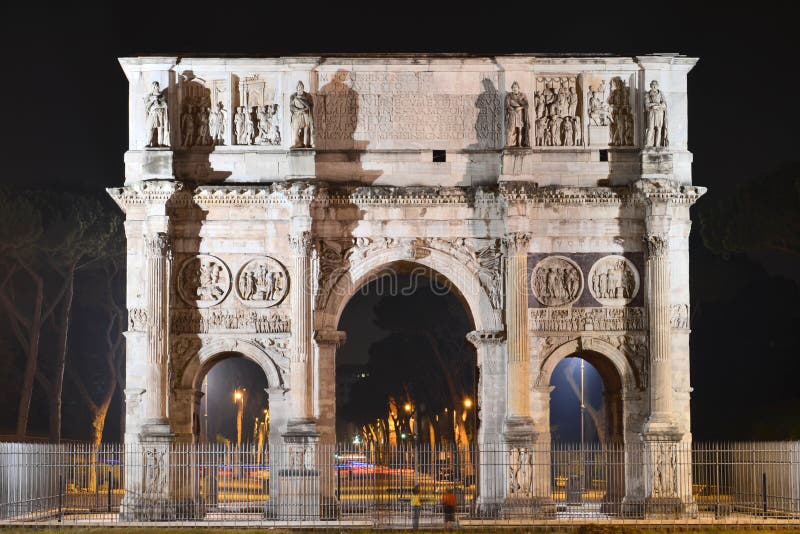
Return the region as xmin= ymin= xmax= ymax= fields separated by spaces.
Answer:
xmin=210 ymin=102 xmax=226 ymax=145
xmin=644 ymin=80 xmax=668 ymax=147
xmin=234 ymin=106 xmax=248 ymax=145
xmin=608 ymin=77 xmax=633 ymax=146
xmin=290 ymin=81 xmax=314 ymax=148
xmin=180 ymin=105 xmax=195 ymax=147
xmin=505 ymin=81 xmax=530 ymax=147
xmin=144 ymin=81 xmax=169 ymax=147
xmin=245 ymin=107 xmax=256 ymax=145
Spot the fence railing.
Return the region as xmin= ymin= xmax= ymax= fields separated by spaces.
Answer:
xmin=1 ymin=441 xmax=798 ymax=525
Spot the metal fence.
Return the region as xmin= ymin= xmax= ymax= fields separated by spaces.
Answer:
xmin=1 ymin=441 xmax=798 ymax=526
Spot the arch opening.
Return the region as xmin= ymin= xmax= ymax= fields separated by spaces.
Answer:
xmin=195 ymin=352 xmax=270 ymax=446
xmin=334 ymin=266 xmax=478 ymax=449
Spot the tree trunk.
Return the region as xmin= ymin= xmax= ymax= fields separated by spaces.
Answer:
xmin=48 ymin=264 xmax=76 ymax=443
xmin=10 ymin=268 xmax=43 ymax=440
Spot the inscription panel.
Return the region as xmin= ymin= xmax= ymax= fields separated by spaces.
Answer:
xmin=315 ymin=71 xmax=502 ymax=149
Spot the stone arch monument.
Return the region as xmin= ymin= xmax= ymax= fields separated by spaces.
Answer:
xmin=109 ymin=54 xmax=703 ymax=519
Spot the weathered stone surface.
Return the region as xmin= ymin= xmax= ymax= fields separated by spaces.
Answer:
xmin=112 ymin=53 xmax=702 ymax=518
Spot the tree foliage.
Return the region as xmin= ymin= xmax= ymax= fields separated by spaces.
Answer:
xmin=700 ymin=163 xmax=800 ymax=257
xmin=0 ymin=188 xmax=123 ymax=442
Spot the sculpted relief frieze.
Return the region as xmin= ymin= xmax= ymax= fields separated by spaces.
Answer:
xmin=170 ymin=309 xmax=290 ymax=334
xmin=588 ymin=255 xmax=640 ymax=306
xmin=534 ymin=76 xmax=582 ymax=147
xmin=529 ymin=306 xmax=645 ymax=332
xmin=530 ymin=256 xmax=583 ymax=307
xmin=177 ymin=255 xmax=232 ymax=308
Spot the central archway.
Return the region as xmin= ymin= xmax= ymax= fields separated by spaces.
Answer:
xmin=314 ymin=245 xmax=504 ymax=450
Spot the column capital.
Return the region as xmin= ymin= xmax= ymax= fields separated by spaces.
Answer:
xmin=466 ymin=330 xmax=506 ymax=348
xmin=288 ymin=231 xmax=314 ymax=256
xmin=643 ymin=233 xmax=670 ymax=258
xmin=503 ymin=232 xmax=531 ymax=254
xmin=314 ymin=329 xmax=347 ymax=348
xmin=145 ymin=232 xmax=172 ymax=258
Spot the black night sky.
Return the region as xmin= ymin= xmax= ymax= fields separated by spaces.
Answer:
xmin=0 ymin=4 xmax=798 ymax=443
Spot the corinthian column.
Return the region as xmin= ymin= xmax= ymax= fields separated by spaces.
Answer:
xmin=503 ymin=232 xmax=533 ymax=441
xmin=143 ymin=232 xmax=171 ymax=427
xmin=643 ymin=231 xmax=678 ymax=434
xmin=288 ymin=231 xmax=315 ymax=428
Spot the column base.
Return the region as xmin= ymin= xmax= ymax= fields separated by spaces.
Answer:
xmin=277 ymin=424 xmax=320 ymax=520
xmin=501 ymin=496 xmax=557 ymax=519
xmin=642 ymin=413 xmax=681 ymax=439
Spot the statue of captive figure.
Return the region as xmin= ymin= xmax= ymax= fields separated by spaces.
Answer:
xmin=145 ymin=81 xmax=169 ymax=147
xmin=290 ymin=81 xmax=314 ymax=148
xmin=505 ymin=81 xmax=530 ymax=147
xmin=644 ymin=80 xmax=668 ymax=147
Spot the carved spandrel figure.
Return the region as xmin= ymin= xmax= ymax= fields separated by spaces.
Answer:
xmin=290 ymin=81 xmax=314 ymax=148
xmin=505 ymin=81 xmax=530 ymax=147
xmin=144 ymin=81 xmax=169 ymax=147
xmin=644 ymin=80 xmax=668 ymax=147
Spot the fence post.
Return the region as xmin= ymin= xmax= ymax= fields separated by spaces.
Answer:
xmin=58 ymin=474 xmax=63 ymax=523
xmin=762 ymin=472 xmax=767 ymax=517
xmin=108 ymin=469 xmax=112 ymax=513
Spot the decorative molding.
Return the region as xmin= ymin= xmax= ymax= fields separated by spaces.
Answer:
xmin=529 ymin=306 xmax=646 ymax=332
xmin=466 ymin=330 xmax=506 ymax=348
xmin=314 ymin=329 xmax=347 ymax=348
xmin=170 ymin=309 xmax=291 ymax=334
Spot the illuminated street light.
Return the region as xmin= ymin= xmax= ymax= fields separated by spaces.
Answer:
xmin=463 ymin=397 xmax=472 ymax=409
xmin=404 ymin=402 xmax=412 ymax=413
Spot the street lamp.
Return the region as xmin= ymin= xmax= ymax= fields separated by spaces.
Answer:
xmin=233 ymin=387 xmax=246 ymax=447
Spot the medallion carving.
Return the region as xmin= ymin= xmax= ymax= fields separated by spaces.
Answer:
xmin=588 ymin=255 xmax=640 ymax=306
xmin=530 ymin=256 xmax=583 ymax=307
xmin=235 ymin=257 xmax=289 ymax=307
xmin=177 ymin=255 xmax=231 ymax=308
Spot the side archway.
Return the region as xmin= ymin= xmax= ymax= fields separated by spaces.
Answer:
xmin=180 ymin=338 xmax=287 ymax=392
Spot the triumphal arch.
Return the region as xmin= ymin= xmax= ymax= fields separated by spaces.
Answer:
xmin=109 ymin=54 xmax=703 ymax=519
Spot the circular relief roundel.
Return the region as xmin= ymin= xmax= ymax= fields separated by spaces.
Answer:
xmin=530 ymin=255 xmax=583 ymax=307
xmin=236 ymin=256 xmax=289 ymax=308
xmin=588 ymin=255 xmax=640 ymax=306
xmin=177 ymin=254 xmax=232 ymax=308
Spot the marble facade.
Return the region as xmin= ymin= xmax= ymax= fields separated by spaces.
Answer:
xmin=109 ymin=54 xmax=702 ymax=518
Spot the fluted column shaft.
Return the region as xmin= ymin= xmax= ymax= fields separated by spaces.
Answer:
xmin=644 ymin=231 xmax=675 ymax=426
xmin=289 ymin=231 xmax=314 ymax=422
xmin=505 ymin=233 xmax=531 ymax=418
xmin=144 ymin=233 xmax=171 ymax=423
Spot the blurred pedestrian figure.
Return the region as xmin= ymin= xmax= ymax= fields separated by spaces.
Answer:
xmin=442 ymin=488 xmax=456 ymax=528
xmin=411 ymin=483 xmax=421 ymax=529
